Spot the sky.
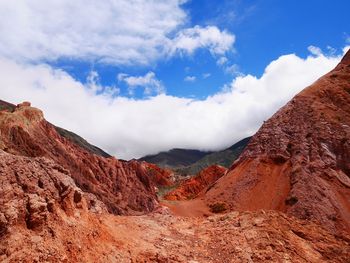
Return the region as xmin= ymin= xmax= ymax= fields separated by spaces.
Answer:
xmin=0 ymin=0 xmax=349 ymax=159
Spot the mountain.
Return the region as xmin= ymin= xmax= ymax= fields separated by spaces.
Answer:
xmin=0 ymin=100 xmax=169 ymax=215
xmin=0 ymin=100 xmax=111 ymax=158
xmin=139 ymin=148 xmax=213 ymax=168
xmin=175 ymin=137 xmax=251 ymax=175
xmin=200 ymin=49 xmax=350 ymax=234
xmin=53 ymin=125 xmax=111 ymax=158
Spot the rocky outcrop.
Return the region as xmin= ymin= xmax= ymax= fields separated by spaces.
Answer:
xmin=141 ymin=162 xmax=174 ymax=187
xmin=0 ymin=150 xmax=105 ymax=235
xmin=203 ymin=50 xmax=350 ymax=234
xmin=0 ymin=103 xmax=160 ymax=215
xmin=165 ymin=165 xmax=227 ymax=201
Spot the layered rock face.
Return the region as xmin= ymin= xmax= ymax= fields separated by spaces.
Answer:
xmin=165 ymin=165 xmax=227 ymax=201
xmin=0 ymin=102 xmax=159 ymax=215
xmin=204 ymin=50 xmax=350 ymax=234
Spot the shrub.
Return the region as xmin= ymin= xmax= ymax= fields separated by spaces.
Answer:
xmin=285 ymin=196 xmax=298 ymax=206
xmin=209 ymin=202 xmax=227 ymax=213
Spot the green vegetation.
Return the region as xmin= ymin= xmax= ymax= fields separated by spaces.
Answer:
xmin=0 ymin=100 xmax=15 ymax=112
xmin=53 ymin=125 xmax=111 ymax=158
xmin=175 ymin=137 xmax=251 ymax=176
xmin=140 ymin=137 xmax=251 ymax=176
xmin=209 ymin=202 xmax=227 ymax=213
xmin=139 ymin=148 xmax=213 ymax=168
xmin=157 ymin=184 xmax=179 ymax=199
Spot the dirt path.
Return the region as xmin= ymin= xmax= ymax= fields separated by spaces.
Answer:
xmin=2 ymin=207 xmax=349 ymax=262
xmin=161 ymin=198 xmax=212 ymax=217
xmin=99 ymin=209 xmax=350 ymax=262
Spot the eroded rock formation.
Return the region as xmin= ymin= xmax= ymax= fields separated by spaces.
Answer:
xmin=165 ymin=165 xmax=227 ymax=201
xmin=203 ymin=50 xmax=350 ymax=234
xmin=0 ymin=103 xmax=160 ymax=215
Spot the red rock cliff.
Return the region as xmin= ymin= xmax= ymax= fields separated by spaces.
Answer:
xmin=0 ymin=103 xmax=162 ymax=215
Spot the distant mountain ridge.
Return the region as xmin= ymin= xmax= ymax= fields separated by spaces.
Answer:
xmin=139 ymin=148 xmax=213 ymax=168
xmin=140 ymin=137 xmax=251 ymax=175
xmin=175 ymin=137 xmax=251 ymax=175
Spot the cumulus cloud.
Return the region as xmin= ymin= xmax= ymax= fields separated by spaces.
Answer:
xmin=0 ymin=1 xmax=234 ymax=65
xmin=171 ymin=26 xmax=235 ymax=56
xmin=118 ymin=72 xmax=164 ymax=96
xmin=0 ymin=49 xmax=345 ymax=159
xmin=184 ymin=76 xmax=196 ymax=82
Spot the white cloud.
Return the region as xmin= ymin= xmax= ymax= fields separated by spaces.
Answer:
xmin=118 ymin=72 xmax=164 ymax=96
xmin=0 ymin=49 xmax=345 ymax=160
xmin=184 ymin=76 xmax=196 ymax=82
xmin=202 ymin=73 xmax=211 ymax=79
xmin=86 ymin=71 xmax=102 ymax=93
xmin=0 ymin=1 xmax=235 ymax=65
xmin=225 ymin=64 xmax=241 ymax=76
xmin=308 ymin=45 xmax=322 ymax=56
xmin=171 ymin=26 xmax=235 ymax=56
xmin=216 ymin=56 xmax=241 ymax=75
xmin=326 ymin=46 xmax=336 ymax=55
xmin=86 ymin=70 xmax=120 ymax=96
xmin=217 ymin=57 xmax=228 ymax=66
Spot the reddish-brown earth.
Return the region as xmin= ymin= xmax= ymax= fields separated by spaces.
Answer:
xmin=141 ymin=162 xmax=174 ymax=187
xmin=0 ymin=102 xmax=167 ymax=215
xmin=202 ymin=50 xmax=350 ymax=235
xmin=1 ymin=152 xmax=349 ymax=262
xmin=164 ymin=165 xmax=227 ymax=201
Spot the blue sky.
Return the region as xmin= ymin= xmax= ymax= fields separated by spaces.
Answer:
xmin=51 ymin=0 xmax=350 ymax=99
xmin=0 ymin=0 xmax=349 ymax=159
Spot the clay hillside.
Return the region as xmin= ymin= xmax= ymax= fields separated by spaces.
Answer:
xmin=0 ymin=101 xmax=172 ymax=215
xmin=0 ymin=51 xmax=350 ymax=262
xmin=201 ymin=49 xmax=350 ymax=234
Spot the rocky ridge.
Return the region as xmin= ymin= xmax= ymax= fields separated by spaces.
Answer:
xmin=0 ymin=102 xmax=164 ymax=215
xmin=202 ymin=50 xmax=350 ymax=234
